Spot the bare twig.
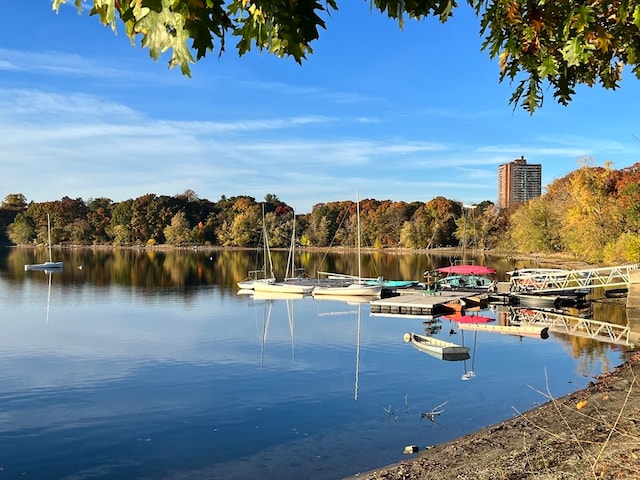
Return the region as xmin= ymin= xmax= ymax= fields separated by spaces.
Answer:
xmin=592 ymin=364 xmax=638 ymax=474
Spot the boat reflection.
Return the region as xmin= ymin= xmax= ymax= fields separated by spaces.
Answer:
xmin=44 ymin=269 xmax=58 ymax=325
xmin=403 ymin=331 xmax=470 ymax=362
xmin=251 ymin=290 xmax=305 ymax=301
xmin=251 ymin=293 xmax=302 ymax=368
xmin=460 ymin=329 xmax=478 ymax=380
xmin=313 ymin=295 xmax=365 ymax=400
xmin=312 ymin=294 xmax=379 ymax=305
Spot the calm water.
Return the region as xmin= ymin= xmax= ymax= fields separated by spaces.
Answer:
xmin=0 ymin=248 xmax=631 ymax=480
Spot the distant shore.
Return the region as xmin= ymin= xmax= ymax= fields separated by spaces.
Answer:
xmin=9 ymin=242 xmax=605 ymax=268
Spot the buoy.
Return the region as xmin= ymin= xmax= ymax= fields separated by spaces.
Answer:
xmin=403 ymin=333 xmax=411 ymax=342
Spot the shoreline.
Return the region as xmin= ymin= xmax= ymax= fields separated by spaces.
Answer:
xmin=344 ymin=351 xmax=640 ymax=480
xmin=8 ymin=243 xmax=605 ymax=266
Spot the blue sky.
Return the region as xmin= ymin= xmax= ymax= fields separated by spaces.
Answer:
xmin=1 ymin=2 xmax=638 ymax=214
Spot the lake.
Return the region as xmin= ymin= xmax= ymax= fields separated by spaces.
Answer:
xmin=0 ymin=247 xmax=632 ymax=480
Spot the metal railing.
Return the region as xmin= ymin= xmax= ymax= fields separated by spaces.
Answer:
xmin=513 ymin=308 xmax=634 ymax=347
xmin=510 ymin=264 xmax=639 ymax=293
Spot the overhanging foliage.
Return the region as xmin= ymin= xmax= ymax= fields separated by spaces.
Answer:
xmin=52 ymin=0 xmax=640 ymax=113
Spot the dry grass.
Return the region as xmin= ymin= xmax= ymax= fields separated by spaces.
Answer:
xmin=514 ymin=365 xmax=640 ymax=479
xmin=346 ymin=352 xmax=640 ymax=480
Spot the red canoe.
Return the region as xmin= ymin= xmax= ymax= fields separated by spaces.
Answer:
xmin=443 ymin=314 xmax=494 ymax=324
xmin=437 ymin=265 xmax=496 ymax=275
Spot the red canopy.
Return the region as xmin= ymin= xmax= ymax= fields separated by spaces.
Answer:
xmin=437 ymin=265 xmax=496 ymax=275
xmin=444 ymin=314 xmax=494 ymax=324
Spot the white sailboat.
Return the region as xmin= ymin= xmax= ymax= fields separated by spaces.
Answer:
xmin=237 ymin=205 xmax=276 ymax=289
xmin=253 ymin=211 xmax=315 ymax=295
xmin=25 ymin=213 xmax=64 ymax=271
xmin=313 ymin=192 xmax=382 ymax=297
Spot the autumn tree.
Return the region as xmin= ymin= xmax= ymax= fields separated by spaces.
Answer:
xmin=217 ymin=197 xmax=262 ymax=247
xmin=110 ymin=199 xmax=134 ymax=246
xmin=425 ymin=197 xmax=461 ymax=247
xmin=397 ymin=197 xmax=460 ymax=249
xmin=7 ymin=213 xmax=35 ymax=245
xmin=614 ymin=163 xmax=640 ymax=233
xmin=504 ymin=162 xmax=639 ymax=263
xmin=560 ymin=166 xmax=624 ymax=261
xmin=363 ymin=199 xmax=411 ymax=248
xmin=53 ymin=1 xmax=640 ymax=112
xmin=462 ymin=201 xmax=505 ymax=250
xmin=87 ymin=197 xmax=115 ymax=244
xmin=603 ymin=162 xmax=640 ymax=262
xmin=305 ymin=201 xmax=352 ymax=247
xmin=164 ymin=211 xmax=193 ymax=245
xmin=507 ymin=196 xmax=562 ymax=253
xmin=1 ymin=193 xmax=27 ymax=211
xmin=0 ymin=194 xmax=28 ymax=244
xmin=300 ymin=209 xmax=330 ymax=247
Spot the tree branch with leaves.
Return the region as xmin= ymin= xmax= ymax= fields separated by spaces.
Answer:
xmin=53 ymin=1 xmax=639 ymax=112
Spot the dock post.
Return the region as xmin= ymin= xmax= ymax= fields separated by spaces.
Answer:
xmin=627 ymin=269 xmax=640 ymax=309
xmin=627 ymin=270 xmax=640 ymax=347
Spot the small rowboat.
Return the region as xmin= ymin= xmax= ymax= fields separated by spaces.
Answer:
xmin=457 ymin=323 xmax=549 ymax=339
xmin=404 ymin=332 xmax=470 ymax=361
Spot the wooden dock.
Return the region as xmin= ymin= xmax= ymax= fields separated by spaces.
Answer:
xmin=370 ymin=292 xmax=469 ymax=317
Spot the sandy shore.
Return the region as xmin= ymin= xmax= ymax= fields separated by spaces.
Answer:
xmin=344 ymin=351 xmax=640 ymax=480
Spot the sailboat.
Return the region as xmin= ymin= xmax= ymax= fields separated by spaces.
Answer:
xmin=313 ymin=192 xmax=382 ymax=297
xmin=237 ymin=205 xmax=276 ymax=289
xmin=25 ymin=214 xmax=64 ymax=271
xmin=253 ymin=211 xmax=315 ymax=295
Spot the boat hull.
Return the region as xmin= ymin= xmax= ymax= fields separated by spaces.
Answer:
xmin=25 ymin=261 xmax=64 ymax=271
xmin=251 ymin=290 xmax=306 ymax=300
xmin=253 ymin=281 xmax=314 ymax=295
xmin=457 ymin=323 xmax=550 ymax=339
xmin=312 ymin=284 xmax=382 ymax=297
xmin=237 ymin=278 xmax=276 ymax=290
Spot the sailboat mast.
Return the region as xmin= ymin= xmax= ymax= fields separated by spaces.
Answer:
xmin=47 ymin=213 xmax=53 ymax=263
xmin=288 ymin=213 xmax=296 ymax=279
xmin=292 ymin=214 xmax=296 ymax=278
xmin=261 ymin=203 xmax=275 ymax=280
xmin=356 ymin=191 xmax=361 ymax=280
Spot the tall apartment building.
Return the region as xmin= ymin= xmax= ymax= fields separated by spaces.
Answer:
xmin=497 ymin=156 xmax=542 ymax=209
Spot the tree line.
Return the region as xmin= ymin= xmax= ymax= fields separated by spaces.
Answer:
xmin=1 ymin=162 xmax=638 ymax=263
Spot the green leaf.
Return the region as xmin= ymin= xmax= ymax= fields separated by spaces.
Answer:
xmin=538 ymin=55 xmax=557 ymax=77
xmin=561 ymin=38 xmax=583 ymax=66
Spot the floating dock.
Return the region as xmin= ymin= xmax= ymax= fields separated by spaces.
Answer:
xmin=370 ymin=292 xmax=469 ymax=317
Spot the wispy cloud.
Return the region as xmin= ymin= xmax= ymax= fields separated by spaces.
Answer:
xmin=0 ymin=47 xmax=129 ymax=78
xmin=239 ymin=78 xmax=387 ymax=104
xmin=1 ymin=88 xmax=140 ymax=122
